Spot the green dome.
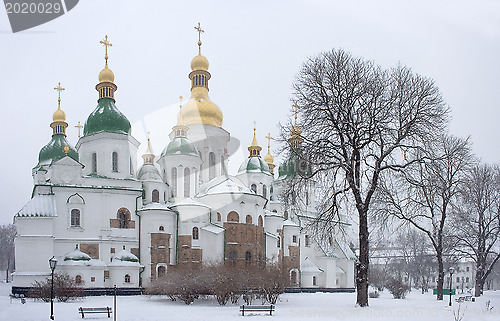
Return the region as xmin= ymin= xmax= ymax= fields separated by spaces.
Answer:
xmin=83 ymin=98 xmax=131 ymax=136
xmin=137 ymin=164 xmax=162 ymax=181
xmin=238 ymin=156 xmax=271 ymax=174
xmin=278 ymin=152 xmax=311 ymax=180
xmin=161 ymin=137 xmax=199 ymax=157
xmin=38 ymin=134 xmax=79 ymax=165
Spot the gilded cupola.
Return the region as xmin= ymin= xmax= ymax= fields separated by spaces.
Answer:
xmin=178 ymin=23 xmax=223 ymax=128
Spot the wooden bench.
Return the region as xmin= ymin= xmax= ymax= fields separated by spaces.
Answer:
xmin=240 ymin=305 xmax=275 ymax=316
xmin=79 ymin=307 xmax=112 ymax=318
xmin=455 ymin=295 xmax=473 ymax=303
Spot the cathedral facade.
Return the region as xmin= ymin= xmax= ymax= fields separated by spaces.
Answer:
xmin=12 ymin=32 xmax=355 ymax=295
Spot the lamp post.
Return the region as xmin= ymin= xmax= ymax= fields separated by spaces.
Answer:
xmin=448 ymin=266 xmax=454 ymax=307
xmin=49 ymin=256 xmax=57 ymax=320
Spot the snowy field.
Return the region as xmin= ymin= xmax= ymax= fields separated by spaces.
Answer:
xmin=1 ymin=283 xmax=499 ymax=321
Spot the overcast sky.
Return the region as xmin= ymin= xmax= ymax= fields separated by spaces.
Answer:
xmin=0 ymin=0 xmax=499 ymax=225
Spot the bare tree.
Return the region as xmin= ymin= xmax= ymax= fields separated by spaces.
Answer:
xmin=284 ymin=49 xmax=449 ymax=306
xmin=0 ymin=224 xmax=16 ymax=282
xmin=377 ymin=135 xmax=472 ymax=300
xmin=451 ymin=163 xmax=500 ymax=297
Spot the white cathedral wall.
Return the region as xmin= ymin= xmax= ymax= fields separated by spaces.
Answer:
xmin=265 ymin=234 xmax=279 ymax=263
xmin=200 ymin=228 xmax=224 ymax=263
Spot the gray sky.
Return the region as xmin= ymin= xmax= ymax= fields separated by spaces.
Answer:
xmin=0 ymin=0 xmax=499 ymax=225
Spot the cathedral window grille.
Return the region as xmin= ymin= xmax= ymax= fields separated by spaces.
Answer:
xmin=92 ymin=153 xmax=97 ymax=173
xmin=251 ymin=184 xmax=257 ymax=193
xmin=184 ymin=167 xmax=190 ymax=197
xmin=217 ymin=212 xmax=221 ymax=222
xmin=159 ymin=226 xmax=164 ymax=231
xmin=112 ymin=152 xmax=118 ymax=172
xmin=291 ymin=271 xmax=298 ymax=285
xmin=209 ymin=152 xmax=216 ymax=180
xmin=246 ymin=215 xmax=252 ymax=224
xmin=305 ymin=235 xmax=311 ymax=247
xmin=157 ymin=265 xmax=166 ymax=278
xmin=245 ymin=251 xmax=252 ymax=264
xmin=192 ymin=227 xmax=199 ymax=240
xmin=227 ymin=211 xmax=239 ymax=222
xmin=152 ymin=189 xmax=160 ymax=203
xmin=258 ymin=215 xmax=263 ymax=227
xmin=117 ymin=208 xmax=131 ymax=229
xmin=292 ymin=235 xmax=297 ymax=243
xmin=228 ymin=250 xmax=237 ymax=267
xmin=263 ymin=185 xmax=267 ymax=198
xmin=70 ymin=209 xmax=80 ymax=227
xmin=75 ymin=275 xmax=82 ymax=284
xmin=124 ymin=274 xmax=131 ymax=283
xmin=171 ymin=167 xmax=178 ymax=197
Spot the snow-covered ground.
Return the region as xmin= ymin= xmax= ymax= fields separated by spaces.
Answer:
xmin=1 ymin=283 xmax=499 ymax=321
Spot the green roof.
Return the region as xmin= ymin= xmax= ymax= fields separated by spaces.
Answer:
xmin=238 ymin=156 xmax=271 ymax=174
xmin=38 ymin=134 xmax=79 ymax=165
xmin=278 ymin=151 xmax=311 ymax=180
xmin=84 ymin=98 xmax=131 ymax=136
xmin=161 ymin=137 xmax=199 ymax=157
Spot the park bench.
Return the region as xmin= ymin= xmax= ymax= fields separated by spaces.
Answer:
xmin=240 ymin=305 xmax=275 ymax=316
xmin=79 ymin=307 xmax=112 ymax=318
xmin=455 ymin=295 xmax=474 ymax=303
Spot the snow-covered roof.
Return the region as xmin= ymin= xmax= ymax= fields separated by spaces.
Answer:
xmin=200 ymin=176 xmax=252 ymax=195
xmin=64 ymin=249 xmax=91 ymax=261
xmin=16 ymin=194 xmax=56 ymax=217
xmin=58 ymin=249 xmax=106 ymax=267
xmin=283 ymin=219 xmax=299 ymax=227
xmin=171 ymin=198 xmax=211 ymax=209
xmin=201 ymin=224 xmax=225 ymax=234
xmin=109 ymin=250 xmax=141 ymax=266
xmin=301 ymin=257 xmax=322 ymax=273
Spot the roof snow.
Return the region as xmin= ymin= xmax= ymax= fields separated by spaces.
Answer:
xmin=16 ymin=194 xmax=56 ymax=217
xmin=201 ymin=224 xmax=225 ymax=234
xmin=301 ymin=257 xmax=322 ymax=273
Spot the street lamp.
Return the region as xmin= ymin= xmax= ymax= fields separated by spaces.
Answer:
xmin=448 ymin=266 xmax=455 ymax=307
xmin=49 ymin=256 xmax=57 ymax=320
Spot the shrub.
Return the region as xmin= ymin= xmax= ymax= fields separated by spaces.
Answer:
xmin=30 ymin=273 xmax=84 ymax=302
xmin=385 ymin=278 xmax=410 ymax=299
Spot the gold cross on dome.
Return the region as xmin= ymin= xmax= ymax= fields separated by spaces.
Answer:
xmin=265 ymin=133 xmax=273 ymax=149
xmin=293 ymin=104 xmax=298 ymax=125
xmin=54 ymin=82 xmax=65 ymax=106
xmin=75 ymin=121 xmax=83 ymax=138
xmin=179 ymin=96 xmax=183 ymax=109
xmin=194 ymin=22 xmax=204 ymax=53
xmin=100 ymin=35 xmax=112 ymax=64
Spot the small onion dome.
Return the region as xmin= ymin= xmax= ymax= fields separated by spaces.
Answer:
xmin=264 ymin=152 xmax=274 ymax=165
xmin=98 ymin=65 xmax=115 ymax=83
xmin=64 ymin=249 xmax=91 ymax=262
xmin=38 ymin=135 xmax=79 ymax=165
xmin=111 ymin=250 xmax=139 ymax=263
xmin=179 ymin=90 xmax=223 ymax=127
xmin=290 ymin=124 xmax=302 ymax=137
xmin=84 ymin=98 xmax=131 ymax=136
xmin=191 ymin=54 xmax=209 ymax=71
xmin=161 ymin=136 xmax=199 ymax=157
xmin=52 ymin=107 xmax=66 ymax=122
xmin=137 ymin=164 xmax=162 ymax=181
xmin=238 ymin=156 xmax=271 ymax=174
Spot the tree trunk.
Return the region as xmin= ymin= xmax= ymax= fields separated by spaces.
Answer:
xmin=436 ymin=254 xmax=444 ymax=300
xmin=356 ymin=207 xmax=369 ymax=307
xmin=475 ymin=261 xmax=484 ymax=297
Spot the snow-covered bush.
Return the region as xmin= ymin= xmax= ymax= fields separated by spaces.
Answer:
xmin=385 ymin=278 xmax=410 ymax=299
xmin=30 ymin=272 xmax=84 ymax=302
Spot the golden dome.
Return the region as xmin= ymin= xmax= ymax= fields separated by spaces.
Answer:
xmin=99 ymin=65 xmax=115 ymax=83
xmin=52 ymin=107 xmax=66 ymax=122
xmin=179 ymin=87 xmax=223 ymax=127
xmin=191 ymin=54 xmax=209 ymax=71
xmin=290 ymin=124 xmax=302 ymax=137
xmin=264 ymin=152 xmax=274 ymax=164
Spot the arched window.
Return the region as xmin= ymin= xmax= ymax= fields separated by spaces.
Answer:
xmin=75 ymin=275 xmax=82 ymax=284
xmin=71 ymin=209 xmax=80 ymax=227
xmin=124 ymin=274 xmax=131 ymax=283
xmin=227 ymin=211 xmax=239 ymax=222
xmin=192 ymin=227 xmax=199 ymax=240
xmin=277 ymin=237 xmax=280 ymax=248
xmin=246 ymin=215 xmax=252 ymax=224
xmin=305 ymin=235 xmax=311 ymax=247
xmin=313 ymin=276 xmax=317 ymax=286
xmin=217 ymin=212 xmax=221 ymax=222
xmin=284 ymin=210 xmax=288 ymax=220
xmin=112 ymin=152 xmax=118 ymax=172
xmin=245 ymin=251 xmax=252 ymax=264
xmin=221 ymin=155 xmax=225 ymax=175
xmin=291 ymin=271 xmax=298 ymax=285
xmin=263 ymin=185 xmax=267 ymax=198
xmin=159 ymin=226 xmax=164 ymax=231
xmin=130 ymin=157 xmax=133 ymax=175
xmin=228 ymin=250 xmax=237 ymax=267
xmin=184 ymin=167 xmax=190 ymax=197
xmin=258 ymin=215 xmax=263 ymax=227
xmin=209 ymin=152 xmax=216 ymax=180
xmin=251 ymin=184 xmax=257 ymax=193
xmin=157 ymin=265 xmax=166 ymax=278
xmin=152 ymin=189 xmax=159 ymax=203
xmin=171 ymin=167 xmax=177 ymax=197
xmin=306 ymin=191 xmax=309 ymax=205
xmin=118 ymin=208 xmax=131 ymax=229
xmin=92 ymin=153 xmax=97 ymax=173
